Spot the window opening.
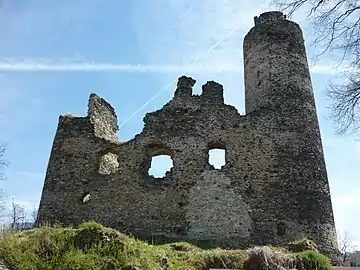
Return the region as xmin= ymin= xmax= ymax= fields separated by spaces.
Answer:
xmin=208 ymin=148 xmax=225 ymax=169
xmin=148 ymin=155 xmax=173 ymax=178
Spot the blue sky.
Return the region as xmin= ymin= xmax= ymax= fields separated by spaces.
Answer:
xmin=0 ymin=0 xmax=359 ymax=249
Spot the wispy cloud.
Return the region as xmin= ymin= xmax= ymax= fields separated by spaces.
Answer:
xmin=0 ymin=59 xmax=348 ymax=75
xmin=15 ymin=171 xmax=43 ymax=180
xmin=310 ymin=63 xmax=354 ymax=75
xmin=131 ymin=1 xmax=271 ymax=68
xmin=0 ymin=79 xmax=42 ymax=141
xmin=0 ymin=60 xmax=240 ymax=73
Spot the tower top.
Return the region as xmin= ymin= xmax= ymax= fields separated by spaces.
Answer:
xmin=254 ymin=11 xmax=286 ymax=26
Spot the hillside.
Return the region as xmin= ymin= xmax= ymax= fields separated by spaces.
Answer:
xmin=0 ymin=222 xmax=332 ymax=270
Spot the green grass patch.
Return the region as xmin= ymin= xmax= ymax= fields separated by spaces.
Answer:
xmin=296 ymin=250 xmax=332 ymax=270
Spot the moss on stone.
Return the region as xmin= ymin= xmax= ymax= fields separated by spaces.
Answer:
xmin=287 ymin=238 xmax=319 ymax=253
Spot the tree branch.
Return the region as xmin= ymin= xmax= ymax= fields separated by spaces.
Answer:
xmin=271 ymin=0 xmax=360 ymax=134
xmin=327 ymin=68 xmax=360 ymax=134
xmin=0 ymin=144 xmax=8 ymax=180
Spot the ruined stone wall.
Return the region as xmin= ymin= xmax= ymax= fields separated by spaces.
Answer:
xmin=36 ymin=11 xmax=338 ymax=257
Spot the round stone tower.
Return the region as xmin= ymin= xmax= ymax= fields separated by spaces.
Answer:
xmin=243 ymin=11 xmax=339 ymax=259
xmin=244 ymin=10 xmax=315 ymax=118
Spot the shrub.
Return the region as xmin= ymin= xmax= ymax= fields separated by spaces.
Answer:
xmin=296 ymin=250 xmax=332 ymax=270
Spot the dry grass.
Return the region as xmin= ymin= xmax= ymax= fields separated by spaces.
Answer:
xmin=245 ymin=246 xmax=297 ymax=270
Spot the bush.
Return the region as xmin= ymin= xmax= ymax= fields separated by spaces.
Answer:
xmin=296 ymin=250 xmax=332 ymax=270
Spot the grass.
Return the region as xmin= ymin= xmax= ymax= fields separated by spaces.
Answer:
xmin=0 ymin=222 xmax=332 ymax=270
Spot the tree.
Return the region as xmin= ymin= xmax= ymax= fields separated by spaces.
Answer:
xmin=30 ymin=206 xmax=38 ymax=223
xmin=338 ymin=231 xmax=357 ymax=264
xmin=0 ymin=144 xmax=8 ymax=218
xmin=0 ymin=190 xmax=6 ymax=218
xmin=349 ymin=250 xmax=360 ymax=267
xmin=9 ymin=198 xmax=26 ymax=229
xmin=271 ymin=0 xmax=360 ymax=135
xmin=0 ymin=143 xmax=7 ymax=180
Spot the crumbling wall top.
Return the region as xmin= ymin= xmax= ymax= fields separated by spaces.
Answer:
xmin=87 ymin=93 xmax=119 ymax=142
xmin=201 ymin=81 xmax=224 ymax=104
xmin=254 ymin=11 xmax=286 ymax=26
xmin=172 ymin=76 xmax=225 ymax=105
xmin=174 ymin=76 xmax=196 ymax=98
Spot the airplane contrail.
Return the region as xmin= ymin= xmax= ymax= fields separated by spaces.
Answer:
xmin=118 ymin=25 xmax=242 ymax=128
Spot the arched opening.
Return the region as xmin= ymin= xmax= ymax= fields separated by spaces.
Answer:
xmin=148 ymin=155 xmax=173 ymax=178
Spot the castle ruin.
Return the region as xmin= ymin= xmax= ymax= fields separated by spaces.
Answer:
xmin=37 ymin=11 xmax=338 ymax=256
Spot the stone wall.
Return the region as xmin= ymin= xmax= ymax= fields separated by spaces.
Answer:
xmin=36 ymin=11 xmax=338 ymax=258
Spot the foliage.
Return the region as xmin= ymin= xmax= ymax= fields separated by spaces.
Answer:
xmin=296 ymin=250 xmax=332 ymax=270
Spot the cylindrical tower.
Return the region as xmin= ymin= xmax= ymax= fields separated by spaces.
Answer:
xmin=243 ymin=11 xmax=338 ymax=259
xmin=244 ymin=11 xmax=315 ymax=119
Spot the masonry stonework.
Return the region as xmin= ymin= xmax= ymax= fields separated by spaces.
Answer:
xmin=37 ymin=11 xmax=338 ymax=257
